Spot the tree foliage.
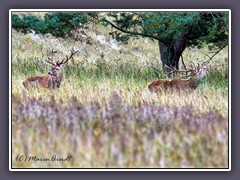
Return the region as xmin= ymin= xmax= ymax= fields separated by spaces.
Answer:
xmin=105 ymin=12 xmax=228 ymax=49
xmin=12 ymin=12 xmax=98 ymax=38
xmin=103 ymin=12 xmax=228 ymax=69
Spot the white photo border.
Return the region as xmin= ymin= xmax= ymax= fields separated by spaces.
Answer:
xmin=9 ymin=9 xmax=231 ymax=171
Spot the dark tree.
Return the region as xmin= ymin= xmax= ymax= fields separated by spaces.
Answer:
xmin=103 ymin=12 xmax=228 ymax=71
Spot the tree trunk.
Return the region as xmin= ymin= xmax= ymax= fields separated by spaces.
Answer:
xmin=158 ymin=33 xmax=187 ymax=72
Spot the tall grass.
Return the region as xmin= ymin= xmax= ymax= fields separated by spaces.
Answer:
xmin=11 ymin=28 xmax=229 ymax=168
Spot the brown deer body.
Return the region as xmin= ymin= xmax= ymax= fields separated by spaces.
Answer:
xmin=148 ymin=64 xmax=208 ymax=93
xmin=23 ymin=48 xmax=78 ymax=90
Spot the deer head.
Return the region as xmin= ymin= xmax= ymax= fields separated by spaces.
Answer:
xmin=46 ymin=48 xmax=78 ymax=84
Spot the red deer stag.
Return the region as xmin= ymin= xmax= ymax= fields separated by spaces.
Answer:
xmin=23 ymin=48 xmax=78 ymax=90
xmin=148 ymin=63 xmax=208 ymax=93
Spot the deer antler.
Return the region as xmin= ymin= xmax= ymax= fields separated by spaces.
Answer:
xmin=56 ymin=48 xmax=79 ymax=66
xmin=46 ymin=49 xmax=57 ymax=66
xmin=164 ymin=64 xmax=193 ymax=75
xmin=164 ymin=64 xmax=175 ymax=75
xmin=189 ymin=61 xmax=196 ymax=71
xmin=201 ymin=59 xmax=211 ymax=66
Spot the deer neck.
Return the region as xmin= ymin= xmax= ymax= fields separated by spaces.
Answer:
xmin=188 ymin=76 xmax=206 ymax=88
xmin=56 ymin=73 xmax=63 ymax=86
xmin=186 ymin=76 xmax=200 ymax=89
xmin=49 ymin=72 xmax=63 ymax=89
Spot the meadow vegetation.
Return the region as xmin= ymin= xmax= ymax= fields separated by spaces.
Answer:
xmin=11 ymin=21 xmax=229 ymax=168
